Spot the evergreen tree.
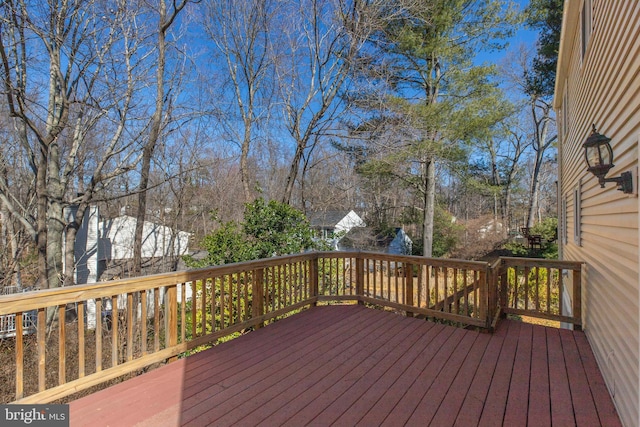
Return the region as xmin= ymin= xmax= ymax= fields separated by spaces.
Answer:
xmin=346 ymin=0 xmax=518 ymax=256
xmin=524 ymin=0 xmax=564 ymax=98
xmin=522 ymin=0 xmax=562 ymax=227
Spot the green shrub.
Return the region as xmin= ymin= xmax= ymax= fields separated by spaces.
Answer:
xmin=184 ymin=198 xmax=318 ymax=267
xmin=504 ymin=241 xmax=528 ymax=256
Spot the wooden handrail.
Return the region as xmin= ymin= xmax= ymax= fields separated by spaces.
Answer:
xmin=494 ymin=257 xmax=583 ymax=328
xmin=0 ymin=251 xmax=581 ymax=404
xmin=497 ymin=256 xmax=583 ymax=270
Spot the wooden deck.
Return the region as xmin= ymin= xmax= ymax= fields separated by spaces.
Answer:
xmin=69 ymin=305 xmax=620 ymax=426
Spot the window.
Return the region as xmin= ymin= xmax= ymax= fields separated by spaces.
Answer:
xmin=573 ymin=180 xmax=582 ymax=246
xmin=562 ymin=196 xmax=568 ymax=245
xmin=581 ymin=0 xmax=592 ymax=59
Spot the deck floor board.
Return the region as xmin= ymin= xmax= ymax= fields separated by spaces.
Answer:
xmin=503 ymin=322 xmax=533 ymax=426
xmin=452 ymin=318 xmax=507 ymax=427
xmin=528 ymin=322 xmax=552 ymax=426
xmin=428 ymin=331 xmax=491 ymax=426
xmin=180 ymin=307 xmax=378 ymax=421
xmin=478 ymin=319 xmax=520 ymax=426
xmin=69 ymin=305 xmax=621 ymax=427
xmin=547 ymin=327 xmax=577 ymax=426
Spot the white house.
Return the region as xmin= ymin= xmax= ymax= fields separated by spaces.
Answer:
xmin=99 ymin=215 xmax=190 ymax=261
xmin=308 ymin=210 xmax=366 ymax=249
xmin=65 ymin=208 xmax=191 ymax=329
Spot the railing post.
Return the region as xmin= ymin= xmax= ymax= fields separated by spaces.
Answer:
xmin=165 ymin=284 xmax=178 ymax=361
xmin=404 ymin=263 xmax=414 ymax=317
xmin=479 ymin=269 xmax=488 ymax=328
xmin=253 ymin=269 xmax=265 ymax=329
xmin=487 ymin=263 xmax=494 ymax=325
xmin=500 ymin=260 xmax=508 ymax=319
xmin=309 ymin=257 xmax=319 ymax=305
xmin=572 ymin=266 xmax=582 ymax=331
xmin=356 ymin=255 xmax=364 ymax=305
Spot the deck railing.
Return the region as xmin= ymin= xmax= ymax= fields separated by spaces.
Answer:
xmin=493 ymin=257 xmax=583 ymax=329
xmin=0 ymin=251 xmax=582 ymax=404
xmin=314 ymin=252 xmax=491 ymax=327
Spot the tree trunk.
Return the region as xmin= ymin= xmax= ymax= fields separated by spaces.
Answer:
xmin=526 ymin=99 xmax=555 ymax=228
xmin=421 ymin=59 xmax=440 ymax=258
xmin=240 ymin=118 xmax=253 ymax=202
xmin=1 ymin=204 xmax=23 ymax=289
xmin=64 ymin=221 xmax=78 ymax=287
xmin=527 ymin=145 xmax=544 ymax=228
xmin=504 ymin=186 xmax=512 ymax=236
xmin=133 ymin=0 xmax=173 ymax=277
xmin=133 ymin=146 xmax=155 ymax=277
xmin=282 ymin=142 xmax=304 ymax=205
xmin=36 ymin=157 xmax=49 ymax=289
xmin=422 ymin=157 xmax=435 ymax=257
xmin=489 ymin=140 xmax=504 ymax=236
xmin=63 ymin=203 xmax=90 ymax=288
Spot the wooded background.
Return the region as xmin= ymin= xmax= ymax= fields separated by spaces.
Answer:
xmin=0 ymin=0 xmax=561 ymax=290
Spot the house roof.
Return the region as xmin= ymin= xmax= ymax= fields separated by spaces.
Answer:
xmin=308 ymin=210 xmax=359 ymax=228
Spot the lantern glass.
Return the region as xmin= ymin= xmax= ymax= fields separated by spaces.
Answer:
xmin=582 ymin=125 xmax=634 ymax=194
xmin=598 ymin=143 xmax=612 ymax=166
xmin=583 ymin=126 xmax=614 ymax=177
xmin=585 ymin=144 xmax=601 ymax=168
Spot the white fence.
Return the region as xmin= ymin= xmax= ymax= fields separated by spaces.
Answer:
xmin=0 ymin=311 xmax=38 ymax=339
xmin=0 ymin=286 xmax=37 ymax=338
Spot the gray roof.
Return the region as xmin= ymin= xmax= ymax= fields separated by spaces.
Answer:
xmin=308 ymin=210 xmax=353 ymax=228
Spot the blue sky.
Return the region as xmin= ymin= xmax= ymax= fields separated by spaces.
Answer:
xmin=475 ymin=0 xmax=539 ymax=66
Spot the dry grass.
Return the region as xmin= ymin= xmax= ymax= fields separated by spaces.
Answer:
xmin=520 ymin=315 xmax=561 ymax=328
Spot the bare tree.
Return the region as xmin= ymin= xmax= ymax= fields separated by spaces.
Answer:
xmin=525 ymin=97 xmax=556 ymax=227
xmin=478 ymin=117 xmax=529 ymax=236
xmin=500 ymin=125 xmax=529 ymax=233
xmin=0 ymin=139 xmax=32 ymax=290
xmin=503 ymin=45 xmax=557 ymax=228
xmin=299 ymin=143 xmax=363 ymax=213
xmin=201 ymin=0 xmax=275 ymax=203
xmin=0 ymin=0 xmax=144 ymax=289
xmin=276 ymin=0 xmax=373 ymax=205
xmin=132 ymin=0 xmax=192 ymax=277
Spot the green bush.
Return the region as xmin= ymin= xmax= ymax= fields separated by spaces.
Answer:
xmin=504 ymin=217 xmax=558 ymax=259
xmin=531 ymin=217 xmax=558 ymax=242
xmin=532 ymin=217 xmax=558 ymax=259
xmin=504 ymin=241 xmax=529 ymax=256
xmin=184 ymin=198 xmax=318 ymax=267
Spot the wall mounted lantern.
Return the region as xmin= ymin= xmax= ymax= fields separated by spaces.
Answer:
xmin=582 ymin=124 xmax=633 ymax=193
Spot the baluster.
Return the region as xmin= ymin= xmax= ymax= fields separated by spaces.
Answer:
xmin=16 ymin=311 xmax=24 ymax=399
xmin=78 ymin=301 xmax=85 ymax=378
